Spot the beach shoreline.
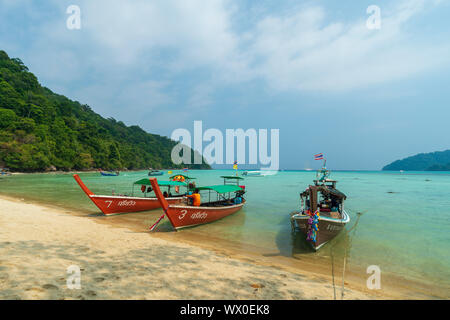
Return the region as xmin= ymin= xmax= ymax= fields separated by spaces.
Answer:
xmin=1 ymin=191 xmax=447 ymax=300
xmin=2 ymin=168 xmax=211 ymax=176
xmin=0 ymin=194 xmax=387 ymax=300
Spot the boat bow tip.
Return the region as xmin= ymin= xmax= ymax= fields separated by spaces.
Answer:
xmin=73 ymin=174 xmax=94 ymax=196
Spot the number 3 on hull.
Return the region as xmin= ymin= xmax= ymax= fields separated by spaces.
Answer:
xmin=149 ymin=176 xmax=246 ymax=230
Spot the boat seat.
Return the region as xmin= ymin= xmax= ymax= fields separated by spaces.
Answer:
xmin=330 ymin=211 xmax=341 ymax=219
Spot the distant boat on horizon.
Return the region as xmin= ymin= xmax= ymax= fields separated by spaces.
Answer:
xmin=100 ymin=171 xmax=120 ymax=176
xmin=242 ymin=170 xmax=263 ymax=177
xmin=0 ymin=167 xmax=12 ymax=177
xmin=242 ymin=170 xmax=278 ymax=177
xmin=148 ymin=170 xmax=163 ymax=176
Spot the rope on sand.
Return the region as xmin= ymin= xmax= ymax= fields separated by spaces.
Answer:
xmin=340 ymin=210 xmax=364 ymax=300
xmin=330 ymin=247 xmax=337 ymax=300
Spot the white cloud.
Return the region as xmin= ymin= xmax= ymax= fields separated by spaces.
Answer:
xmin=73 ymin=0 xmax=447 ymax=93
xmin=186 ymin=83 xmax=215 ymax=110
xmin=81 ymin=0 xmax=242 ymax=71
xmin=243 ymin=0 xmax=450 ymax=91
xmin=2 ymin=0 xmax=449 ymax=120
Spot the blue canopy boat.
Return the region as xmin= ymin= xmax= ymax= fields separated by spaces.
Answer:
xmin=100 ymin=171 xmax=120 ymax=176
xmin=148 ymin=170 xmax=164 ymax=176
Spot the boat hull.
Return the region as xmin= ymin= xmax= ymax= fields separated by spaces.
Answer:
xmin=292 ymin=210 xmax=350 ymax=250
xmin=165 ymin=202 xmax=245 ymax=229
xmin=100 ymin=172 xmax=119 ymax=176
xmin=148 ymin=172 xmax=163 ymax=176
xmin=73 ymin=174 xmax=183 ymax=215
xmin=88 ymin=195 xmax=184 ymax=215
xmin=148 ymin=177 xmax=245 ymax=230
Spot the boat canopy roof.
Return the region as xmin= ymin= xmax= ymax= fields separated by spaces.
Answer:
xmin=301 ymin=185 xmax=347 ymax=200
xmin=134 ymin=179 xmax=186 ymax=187
xmin=220 ymin=176 xmax=244 ymax=180
xmin=197 ymin=185 xmax=242 ymax=194
xmin=169 ymin=174 xmax=196 ymax=180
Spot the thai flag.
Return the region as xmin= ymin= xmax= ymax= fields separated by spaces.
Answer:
xmin=183 ymin=167 xmax=188 ymax=172
xmin=314 ymin=153 xmax=324 ymax=160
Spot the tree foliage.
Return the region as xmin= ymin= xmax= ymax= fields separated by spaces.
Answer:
xmin=0 ymin=50 xmax=210 ymax=172
xmin=383 ymin=150 xmax=450 ymax=171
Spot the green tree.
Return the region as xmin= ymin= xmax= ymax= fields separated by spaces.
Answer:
xmin=0 ymin=108 xmax=17 ymax=128
xmin=0 ymin=50 xmax=211 ymax=172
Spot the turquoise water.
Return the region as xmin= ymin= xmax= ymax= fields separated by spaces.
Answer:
xmin=1 ymin=169 xmax=449 ymax=296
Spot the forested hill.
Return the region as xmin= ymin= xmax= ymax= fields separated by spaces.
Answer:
xmin=0 ymin=50 xmax=210 ymax=172
xmin=382 ymin=150 xmax=450 ymax=171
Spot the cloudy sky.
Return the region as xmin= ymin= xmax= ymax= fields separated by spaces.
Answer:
xmin=1 ymin=0 xmax=449 ymax=169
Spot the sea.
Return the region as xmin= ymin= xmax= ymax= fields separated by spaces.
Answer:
xmin=1 ymin=169 xmax=449 ymax=298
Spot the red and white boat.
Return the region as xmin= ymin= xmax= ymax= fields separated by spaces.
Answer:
xmin=73 ymin=174 xmax=188 ymax=215
xmin=149 ymin=176 xmax=246 ymax=230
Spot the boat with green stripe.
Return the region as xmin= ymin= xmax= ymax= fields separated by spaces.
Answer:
xmin=149 ymin=176 xmax=246 ymax=230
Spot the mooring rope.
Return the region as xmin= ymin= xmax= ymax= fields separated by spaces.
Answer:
xmin=340 ymin=209 xmax=364 ymax=299
xmin=341 ymin=247 xmax=347 ymax=300
xmin=330 ymin=247 xmax=337 ymax=300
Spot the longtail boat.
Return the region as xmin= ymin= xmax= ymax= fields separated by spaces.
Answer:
xmin=290 ymin=164 xmax=350 ymax=251
xmin=148 ymin=170 xmax=163 ymax=176
xmin=0 ymin=167 xmax=11 ymax=177
xmin=149 ymin=176 xmax=246 ymax=230
xmin=100 ymin=171 xmax=120 ymax=176
xmin=242 ymin=170 xmax=262 ymax=177
xmin=73 ymin=174 xmax=191 ymax=215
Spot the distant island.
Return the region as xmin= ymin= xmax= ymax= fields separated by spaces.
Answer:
xmin=383 ymin=150 xmax=450 ymax=171
xmin=0 ymin=50 xmax=210 ymax=172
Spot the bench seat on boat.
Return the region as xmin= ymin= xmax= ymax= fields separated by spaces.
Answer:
xmin=330 ymin=211 xmax=341 ymax=219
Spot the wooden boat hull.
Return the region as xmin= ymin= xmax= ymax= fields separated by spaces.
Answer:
xmin=87 ymin=195 xmax=184 ymax=215
xmin=291 ymin=210 xmax=350 ymax=251
xmin=165 ymin=202 xmax=245 ymax=229
xmin=148 ymin=177 xmax=245 ymax=230
xmin=73 ymin=174 xmax=183 ymax=215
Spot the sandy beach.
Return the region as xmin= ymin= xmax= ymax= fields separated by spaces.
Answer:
xmin=0 ymin=195 xmax=385 ymax=300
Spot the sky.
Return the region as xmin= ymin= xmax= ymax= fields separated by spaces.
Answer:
xmin=0 ymin=0 xmax=449 ymax=170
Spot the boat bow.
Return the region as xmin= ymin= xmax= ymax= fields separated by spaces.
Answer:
xmin=73 ymin=174 xmax=94 ymax=196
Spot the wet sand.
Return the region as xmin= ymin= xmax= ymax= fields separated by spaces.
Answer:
xmin=0 ymin=195 xmax=383 ymax=300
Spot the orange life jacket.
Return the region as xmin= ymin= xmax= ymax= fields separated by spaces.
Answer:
xmin=187 ymin=193 xmax=201 ymax=206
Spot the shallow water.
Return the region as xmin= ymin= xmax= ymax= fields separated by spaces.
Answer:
xmin=1 ymin=169 xmax=449 ymax=298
